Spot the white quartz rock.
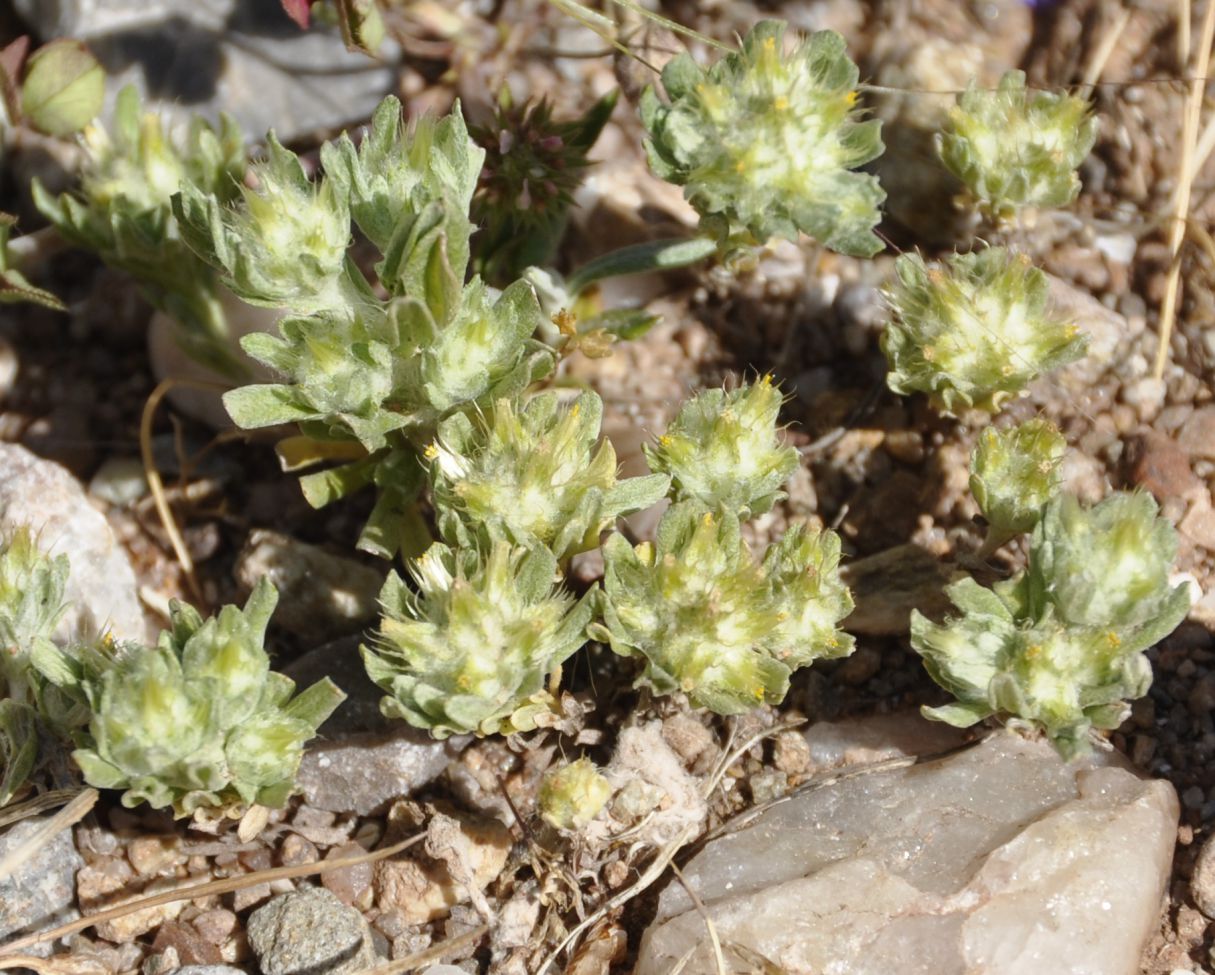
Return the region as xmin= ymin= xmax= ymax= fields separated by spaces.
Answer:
xmin=637 ymin=723 xmax=1177 ymax=975
xmin=0 ymin=443 xmax=147 ymax=642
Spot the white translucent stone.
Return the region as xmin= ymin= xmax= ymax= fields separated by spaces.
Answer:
xmin=638 ymin=720 xmax=1177 ymax=975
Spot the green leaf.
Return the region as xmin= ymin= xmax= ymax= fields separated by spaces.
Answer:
xmin=565 ymin=236 xmax=718 ymax=296
xmin=0 ymin=700 xmax=39 ymax=806
xmin=298 ymin=456 xmax=378 ymax=508
xmin=335 ymin=0 xmax=385 ymax=54
xmin=21 ymin=40 xmax=104 ymax=137
xmin=223 ymin=384 xmax=318 ymax=429
xmin=921 ymin=701 xmax=988 ymax=728
xmin=282 ymin=677 xmax=346 ymax=729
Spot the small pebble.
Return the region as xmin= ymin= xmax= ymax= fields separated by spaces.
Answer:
xmin=321 ymin=842 xmax=374 ymax=909
xmin=192 ymin=909 xmax=238 ymax=946
xmin=279 ymin=833 xmax=319 ymax=868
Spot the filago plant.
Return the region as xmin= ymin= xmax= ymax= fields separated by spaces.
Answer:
xmin=0 ymin=13 xmax=1190 ymax=815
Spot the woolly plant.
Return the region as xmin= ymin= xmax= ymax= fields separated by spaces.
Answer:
xmin=36 ymin=580 xmax=344 ymax=815
xmin=363 ymin=540 xmax=594 ymax=738
xmin=937 ymin=70 xmax=1098 ymax=221
xmin=913 ymin=492 xmax=1189 ymax=758
xmin=882 ymin=247 xmax=1087 ymax=413
xmin=641 ymin=20 xmax=885 ymax=256
xmin=34 ymin=85 xmax=248 ymax=375
xmin=174 ymin=96 xmax=552 ymax=557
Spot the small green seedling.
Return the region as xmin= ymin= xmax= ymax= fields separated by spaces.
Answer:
xmin=539 ymin=757 xmax=612 ymax=831
xmin=882 ymin=247 xmax=1087 ymax=413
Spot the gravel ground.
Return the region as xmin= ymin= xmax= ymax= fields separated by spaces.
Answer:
xmin=1 ymin=0 xmax=1213 ymax=971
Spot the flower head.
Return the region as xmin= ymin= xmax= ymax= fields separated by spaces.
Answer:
xmin=429 ymin=391 xmax=668 ymax=560
xmin=937 ymin=70 xmax=1097 ymax=219
xmin=641 ymin=21 xmax=885 ymax=255
xmin=969 ymin=419 xmax=1066 ymax=547
xmin=643 ymin=379 xmax=798 ymax=520
xmin=882 ymin=247 xmax=1087 ymax=413
xmin=363 ymin=541 xmax=593 ymax=737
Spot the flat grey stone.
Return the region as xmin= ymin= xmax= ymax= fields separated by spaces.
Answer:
xmin=235 ymin=531 xmax=383 ymax=642
xmin=0 ymin=443 xmax=147 ymax=643
xmin=288 ymin=640 xmax=465 ymax=816
xmin=0 ymin=815 xmax=84 ymax=957
xmin=13 ymin=0 xmax=231 ymax=38
xmin=15 ymin=0 xmax=396 ymax=145
xmin=246 ymin=886 xmax=379 ymax=975
xmin=637 ymin=718 xmax=1178 ymax=975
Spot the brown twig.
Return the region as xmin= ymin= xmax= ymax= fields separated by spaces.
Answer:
xmin=671 ymin=861 xmax=726 ymax=975
xmin=0 ymin=789 xmax=84 ymax=831
xmin=1154 ymin=0 xmax=1215 ymax=377
xmin=139 ymin=378 xmax=229 ymax=607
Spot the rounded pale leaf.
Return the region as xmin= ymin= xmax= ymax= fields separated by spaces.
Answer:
xmin=22 ymin=40 xmax=104 ymax=137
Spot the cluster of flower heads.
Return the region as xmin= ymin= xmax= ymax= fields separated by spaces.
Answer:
xmin=366 ymin=378 xmax=855 ymax=736
xmin=0 ymin=532 xmax=342 ymax=815
xmin=915 ymin=433 xmax=1189 ymax=758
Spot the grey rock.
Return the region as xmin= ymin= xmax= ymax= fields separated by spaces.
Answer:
xmin=246 ymin=886 xmax=379 ymax=975
xmin=170 ymin=968 xmax=248 ymax=975
xmin=16 ymin=0 xmax=395 ymax=146
xmin=235 ymin=531 xmax=383 ymax=641
xmin=1191 ymin=829 xmax=1215 ymax=919
xmin=0 ymin=815 xmax=85 ymax=956
xmin=0 ymin=443 xmax=147 ymax=642
xmin=1041 ymin=277 xmax=1148 ymax=394
xmin=287 ymin=640 xmax=465 ymax=816
xmin=637 ymin=718 xmax=1178 ymax=975
xmin=14 ymin=0 xmax=231 ymax=38
xmin=840 ymin=543 xmax=956 ymax=636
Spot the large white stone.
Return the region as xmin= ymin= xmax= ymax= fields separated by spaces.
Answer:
xmin=637 ymin=720 xmax=1178 ymax=975
xmin=0 ymin=443 xmax=147 ymax=642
